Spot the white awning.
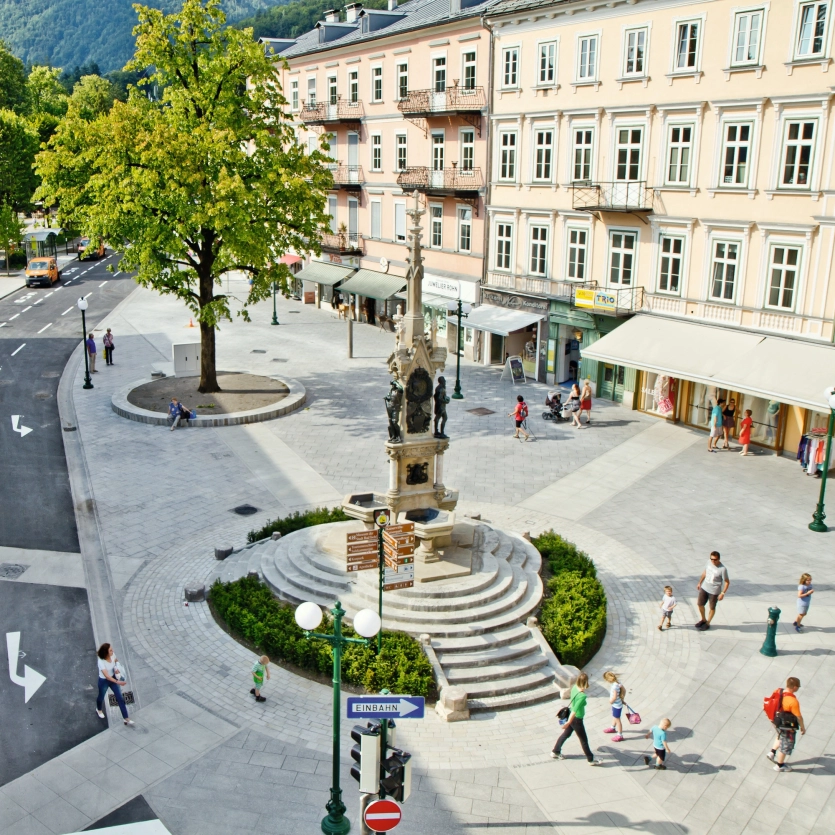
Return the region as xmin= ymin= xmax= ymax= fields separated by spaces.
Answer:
xmin=581 ymin=314 xmax=835 ymax=411
xmin=453 ymin=304 xmax=543 ymax=337
xmin=393 ymin=292 xmax=450 ymax=310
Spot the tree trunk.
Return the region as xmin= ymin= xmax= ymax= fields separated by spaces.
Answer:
xmin=198 ymin=266 xmax=220 ymax=393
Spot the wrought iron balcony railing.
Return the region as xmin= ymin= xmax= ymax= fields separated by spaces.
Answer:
xmin=572 ymin=181 xmax=653 ymax=213
xmin=396 ymin=166 xmax=483 ymax=194
xmin=320 ymin=231 xmax=362 ymax=253
xmin=397 ymin=85 xmax=485 ymax=116
xmin=327 ymin=164 xmax=364 ymax=189
xmin=300 ymin=99 xmax=364 ymax=125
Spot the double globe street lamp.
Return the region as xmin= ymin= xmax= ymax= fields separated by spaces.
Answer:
xmin=77 ymin=296 xmax=93 ymax=390
xmin=294 ymin=600 xmax=382 ymax=835
xmin=445 ymin=298 xmax=472 ymax=400
xmin=808 ymin=385 xmax=835 ymax=532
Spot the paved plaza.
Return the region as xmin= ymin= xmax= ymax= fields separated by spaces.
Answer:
xmin=2 ymin=281 xmax=833 ymax=835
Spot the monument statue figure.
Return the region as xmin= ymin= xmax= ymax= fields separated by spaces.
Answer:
xmin=433 ymin=376 xmax=450 ymax=439
xmin=384 ymin=380 xmax=404 ymax=443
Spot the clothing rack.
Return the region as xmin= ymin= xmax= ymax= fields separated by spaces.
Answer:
xmin=797 ymin=431 xmax=831 ymax=476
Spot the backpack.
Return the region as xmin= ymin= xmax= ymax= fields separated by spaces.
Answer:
xmin=764 ymin=688 xmax=800 ymax=730
xmin=519 ymin=401 xmax=528 ymax=420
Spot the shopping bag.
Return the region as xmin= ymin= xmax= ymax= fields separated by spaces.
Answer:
xmin=625 ymin=704 xmax=641 ymax=725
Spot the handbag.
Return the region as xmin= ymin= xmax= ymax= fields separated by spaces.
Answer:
xmin=557 ymin=706 xmax=570 ymax=722
xmin=624 ymin=703 xmax=641 ymax=725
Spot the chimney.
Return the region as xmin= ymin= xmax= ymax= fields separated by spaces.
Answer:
xmin=388 ymin=0 xmax=397 ymax=9
xmin=345 ymin=2 xmax=362 ymax=23
xmin=449 ymin=0 xmax=460 ymax=13
xmin=323 ymin=9 xmax=339 ymax=22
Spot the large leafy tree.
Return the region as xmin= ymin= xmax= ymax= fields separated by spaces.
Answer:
xmin=0 ymin=41 xmax=27 ymax=115
xmin=0 ymin=110 xmax=39 ymax=210
xmin=37 ymin=0 xmax=332 ymax=392
xmin=0 ymin=203 xmax=24 ymax=274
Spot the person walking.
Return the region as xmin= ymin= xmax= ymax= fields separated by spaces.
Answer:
xmin=551 ymin=673 xmax=602 ymax=765
xmin=579 ymin=379 xmax=593 ymax=425
xmin=103 ymin=328 xmax=115 ymax=365
xmin=602 ymin=671 xmax=625 ymax=742
xmin=707 ymin=397 xmax=725 ymax=452
xmin=95 ymin=643 xmax=134 ymax=725
xmin=568 ymin=383 xmax=582 ymax=428
xmin=738 ymin=409 xmax=754 ymax=456
xmin=507 ymin=395 xmax=531 ymax=441
xmin=794 ymin=574 xmax=814 ymax=631
xmin=658 ymin=585 xmax=676 ymax=630
xmin=695 ymin=551 xmax=730 ymax=630
xmin=250 ymin=655 xmax=271 ymax=702
xmin=721 ymin=398 xmax=737 ymax=449
xmin=643 ymin=719 xmax=672 ymax=770
xmin=766 ymin=677 xmax=805 ymax=772
xmin=86 ymin=332 xmax=98 ymax=373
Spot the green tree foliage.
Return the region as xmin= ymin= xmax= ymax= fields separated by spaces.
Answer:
xmin=248 ymin=506 xmax=350 ymax=543
xmin=0 ymin=110 xmax=39 ymax=210
xmin=235 ymin=0 xmax=387 ymax=41
xmin=0 ymin=41 xmax=27 ymax=115
xmin=68 ymin=75 xmax=116 ymax=121
xmin=0 ymin=204 xmax=25 ymax=274
xmin=36 ymin=0 xmax=332 ymax=393
xmin=58 ymin=63 xmax=103 ymax=95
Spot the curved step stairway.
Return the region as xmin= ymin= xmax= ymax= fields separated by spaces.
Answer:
xmin=207 ymin=522 xmax=578 ymax=713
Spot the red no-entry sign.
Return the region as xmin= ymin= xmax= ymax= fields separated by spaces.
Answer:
xmin=364 ymin=798 xmax=402 ymax=832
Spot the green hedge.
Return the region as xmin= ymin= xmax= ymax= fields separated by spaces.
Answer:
xmin=533 ymin=531 xmax=607 ymax=669
xmin=210 ymin=575 xmax=435 ymax=698
xmin=248 ymin=506 xmax=350 ymax=543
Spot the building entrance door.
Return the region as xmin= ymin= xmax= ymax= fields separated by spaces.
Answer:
xmin=599 ymin=364 xmax=625 ymax=402
xmin=490 ymin=334 xmax=505 ymax=365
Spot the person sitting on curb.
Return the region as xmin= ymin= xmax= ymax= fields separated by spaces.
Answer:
xmin=168 ymin=398 xmax=193 ymax=431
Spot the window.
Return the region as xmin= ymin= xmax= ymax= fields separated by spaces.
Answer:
xmin=349 ymin=71 xmax=358 ymax=103
xmin=721 ymin=123 xmax=752 ymax=186
xmin=371 ymin=134 xmax=382 ymax=171
xmin=539 ymin=42 xmax=557 ymax=84
xmin=578 ymin=36 xmax=598 ymax=80
xmin=372 ymin=66 xmax=383 ymax=102
xmin=307 ymin=77 xmax=317 ymax=106
xmin=567 ymin=228 xmax=587 ymax=280
xmin=396 ymin=134 xmax=407 ymax=171
xmin=658 ymin=235 xmax=684 ymax=294
xmin=710 ymin=241 xmax=739 ymax=300
xmin=573 ymin=128 xmax=594 ymax=181
xmin=675 ymin=21 xmax=700 ymax=70
xmin=615 ymin=128 xmax=643 ymax=181
xmin=458 ymin=207 xmax=472 ymax=253
xmin=397 ymin=63 xmax=409 ymax=100
xmin=395 ymin=202 xmax=406 ymax=242
xmin=460 ymin=130 xmax=475 ymax=171
xmin=624 ymin=28 xmax=647 ymax=76
xmin=768 ymin=246 xmax=801 ymax=309
xmin=533 ymin=130 xmax=553 ymax=181
xmin=291 ymin=79 xmax=299 ymax=111
xmin=432 ymin=134 xmax=444 ymax=171
xmin=782 ymin=121 xmax=816 ymax=188
xmin=430 ymin=205 xmax=443 ymax=248
xmin=433 ymin=57 xmax=446 ymax=93
xmin=732 ymin=9 xmax=763 ymax=65
xmin=462 ymin=51 xmax=476 ymax=90
xmin=796 ymin=2 xmax=828 ymax=58
xmin=529 ymin=226 xmax=548 ymax=276
xmin=308 ymin=135 xmax=317 ymax=155
xmin=609 ymin=232 xmax=636 ymax=285
xmin=666 ymin=125 xmax=693 ymax=185
xmin=348 ymin=198 xmax=358 ymax=240
xmin=370 ymin=200 xmax=381 ymax=239
xmin=499 ymin=132 xmax=517 ymax=180
xmin=503 ymin=48 xmax=519 ymax=87
xmin=328 ymin=195 xmax=337 ymax=234
xmin=496 ymin=223 xmax=513 ymax=270
xmin=328 ymin=76 xmax=338 ymax=105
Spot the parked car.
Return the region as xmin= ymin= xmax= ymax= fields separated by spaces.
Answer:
xmin=78 ymin=237 xmax=105 ymax=260
xmin=25 ymin=257 xmax=61 ymax=287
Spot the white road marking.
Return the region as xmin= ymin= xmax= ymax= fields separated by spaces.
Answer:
xmin=11 ymin=415 xmax=33 ymax=437
xmin=9 ymin=314 xmax=19 ymax=321
xmin=61 ymin=306 xmax=74 ymax=316
xmin=63 ymin=268 xmax=78 ymax=275
xmin=53 ymin=286 xmax=62 ymax=291
xmin=21 ymin=306 xmax=31 ymax=312
xmin=44 ymin=292 xmax=53 ymax=298
xmin=100 ymin=281 xmax=107 ymax=288
xmin=6 ymin=632 xmax=46 ymax=703
xmin=0 ymin=323 xmax=7 ymax=328
xmin=113 ymin=271 xmax=121 ymax=277
xmin=37 ymin=323 xmax=52 ymax=334
xmin=33 ymin=299 xmax=44 ymax=305
xmin=11 ymin=344 xmax=25 ymax=356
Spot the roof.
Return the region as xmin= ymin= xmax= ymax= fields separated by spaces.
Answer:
xmin=278 ymin=0 xmax=500 ymax=60
xmin=486 ymin=0 xmax=572 ymax=19
xmin=24 ymin=229 xmax=60 ymax=241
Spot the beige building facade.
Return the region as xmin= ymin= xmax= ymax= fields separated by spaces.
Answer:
xmin=485 ymin=0 xmax=835 ymax=455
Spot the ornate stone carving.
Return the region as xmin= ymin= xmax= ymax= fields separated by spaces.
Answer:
xmin=406 ymin=462 xmax=429 ymax=485
xmin=384 ymin=380 xmax=404 ymax=443
xmin=406 ymin=367 xmax=433 ymax=434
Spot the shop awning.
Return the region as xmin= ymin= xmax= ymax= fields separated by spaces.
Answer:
xmin=296 ymin=261 xmax=354 ymax=286
xmin=339 ymin=269 xmax=407 ymax=301
xmin=280 ymin=254 xmax=302 ymax=266
xmin=581 ymin=314 xmax=835 ymax=411
xmin=456 ymin=304 xmax=543 ymax=337
xmin=393 ymin=292 xmax=451 ymax=310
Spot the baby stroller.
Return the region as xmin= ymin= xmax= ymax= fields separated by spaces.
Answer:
xmin=542 ymin=391 xmax=569 ymax=422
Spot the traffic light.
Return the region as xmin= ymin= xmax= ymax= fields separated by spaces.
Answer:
xmin=380 ymin=747 xmax=412 ymax=802
xmin=350 ymin=721 xmax=381 ymax=794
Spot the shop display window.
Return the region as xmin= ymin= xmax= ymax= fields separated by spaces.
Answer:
xmin=638 ymin=373 xmax=677 ymax=418
xmin=687 ymin=384 xmax=727 ymax=429
xmin=737 ymin=394 xmax=782 ymax=447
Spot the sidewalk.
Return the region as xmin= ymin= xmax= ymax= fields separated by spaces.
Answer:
xmin=45 ymin=280 xmax=835 ymax=834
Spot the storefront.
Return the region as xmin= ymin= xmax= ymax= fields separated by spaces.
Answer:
xmin=338 ymin=268 xmax=408 ymax=325
xmin=296 ymin=260 xmax=355 ymax=307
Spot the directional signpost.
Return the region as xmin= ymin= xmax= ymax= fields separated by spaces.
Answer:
xmin=364 ymin=799 xmax=402 ymax=833
xmin=346 ymin=530 xmax=378 ymax=573
xmin=382 ymin=523 xmax=414 ymax=591
xmin=346 ymin=695 xmax=425 ymax=720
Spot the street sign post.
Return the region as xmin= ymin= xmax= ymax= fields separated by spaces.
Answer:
xmin=346 ymin=696 xmax=425 ymax=720
xmin=364 ymin=798 xmax=402 ymax=833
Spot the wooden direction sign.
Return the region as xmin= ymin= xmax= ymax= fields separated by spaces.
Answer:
xmin=346 ymin=529 xmax=378 ymax=572
xmin=385 ymin=523 xmax=414 ymax=536
xmin=347 ymin=541 xmax=379 ymax=557
xmin=347 ymin=530 xmax=377 ymax=543
xmin=383 ymin=532 xmax=415 ymax=549
xmin=384 ymin=562 xmax=415 ymax=591
xmin=384 ymin=555 xmax=414 ymax=571
xmin=347 ymin=559 xmax=377 ymax=572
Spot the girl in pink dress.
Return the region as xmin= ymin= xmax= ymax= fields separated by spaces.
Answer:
xmin=739 ymin=409 xmax=753 ymax=455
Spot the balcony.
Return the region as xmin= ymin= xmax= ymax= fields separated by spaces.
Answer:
xmin=320 ymin=231 xmax=363 ymax=255
xmin=300 ymin=98 xmax=364 ymax=126
xmin=572 ymin=181 xmax=653 ymax=214
xmin=569 ymin=285 xmax=645 ymax=317
xmin=398 ymin=85 xmax=485 ymax=116
xmin=327 ymin=164 xmax=364 ymax=191
xmin=396 ymin=166 xmax=483 ymax=198
xmin=486 ymin=273 xmax=598 ymax=299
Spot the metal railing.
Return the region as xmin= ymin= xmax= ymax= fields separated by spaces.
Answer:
xmin=300 ymin=99 xmax=364 ymax=123
xmin=397 ymin=85 xmax=485 ymax=115
xmin=396 ymin=166 xmax=483 ymax=192
xmin=570 ymin=284 xmax=645 ymax=315
xmin=320 ymin=231 xmax=362 ymax=252
xmin=327 ymin=164 xmax=364 ymax=187
xmin=485 ymin=273 xmax=598 ymax=298
xmin=572 ymin=181 xmax=652 ymax=212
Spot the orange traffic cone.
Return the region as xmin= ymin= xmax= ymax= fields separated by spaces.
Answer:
xmin=187 ymin=318 xmax=196 ymax=328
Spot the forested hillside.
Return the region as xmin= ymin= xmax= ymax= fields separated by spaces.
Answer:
xmin=0 ymin=0 xmax=288 ymax=72
xmin=234 ymin=0 xmax=387 ymax=40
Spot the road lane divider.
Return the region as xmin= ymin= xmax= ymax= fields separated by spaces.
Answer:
xmin=100 ymin=281 xmax=107 ymax=287
xmin=34 ymin=299 xmax=44 ymax=305
xmin=61 ymin=306 xmax=74 ymax=316
xmin=37 ymin=323 xmax=53 ymax=334
xmin=9 ymin=313 xmax=19 ymax=320
xmin=11 ymin=343 xmax=25 ymax=356
xmin=22 ymin=306 xmax=31 ymax=312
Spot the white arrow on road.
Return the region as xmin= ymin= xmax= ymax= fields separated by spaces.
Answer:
xmin=11 ymin=415 xmax=33 ymax=438
xmin=6 ymin=632 xmax=46 ymax=703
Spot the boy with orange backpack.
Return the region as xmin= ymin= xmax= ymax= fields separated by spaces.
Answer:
xmin=764 ymin=677 xmax=805 ymax=772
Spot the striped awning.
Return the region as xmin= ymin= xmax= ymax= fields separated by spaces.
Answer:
xmin=297 ymin=261 xmax=355 ymax=286
xmin=339 ymin=269 xmax=407 ymax=301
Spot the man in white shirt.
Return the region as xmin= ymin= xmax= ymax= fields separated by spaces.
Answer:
xmin=696 ymin=551 xmax=730 ymax=631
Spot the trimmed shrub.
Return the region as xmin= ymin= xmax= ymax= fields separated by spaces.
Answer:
xmin=210 ymin=575 xmax=435 ymax=698
xmin=247 ymin=506 xmax=350 ymax=543
xmin=533 ymin=530 xmax=607 ymax=669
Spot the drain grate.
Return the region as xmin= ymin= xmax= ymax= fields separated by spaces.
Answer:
xmin=41 ymin=371 xmax=60 ymax=378
xmin=467 ymin=407 xmax=495 ymax=416
xmin=0 ymin=563 xmax=29 ymax=579
xmin=232 ymin=504 xmax=259 ymax=516
xmin=272 ymin=358 xmax=288 ymax=363
xmin=251 ymin=349 xmax=267 ymax=354
xmin=34 ymin=391 xmax=52 ymax=400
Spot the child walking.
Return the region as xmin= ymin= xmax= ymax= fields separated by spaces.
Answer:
xmin=738 ymin=409 xmax=754 ymax=455
xmin=602 ymin=671 xmax=626 ymax=742
xmin=658 ymin=586 xmax=676 ymax=630
xmin=643 ymin=719 xmax=672 ymax=770
xmin=250 ymin=655 xmax=270 ymax=702
xmin=794 ymin=574 xmax=814 ymax=631
xmin=507 ymin=395 xmax=531 ymax=441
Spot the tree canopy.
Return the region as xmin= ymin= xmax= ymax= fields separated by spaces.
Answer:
xmin=0 ymin=41 xmax=27 ymax=114
xmin=36 ymin=0 xmax=333 ymax=393
xmin=0 ymin=110 xmax=39 ymax=210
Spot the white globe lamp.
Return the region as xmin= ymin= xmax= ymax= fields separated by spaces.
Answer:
xmin=294 ymin=601 xmax=323 ymax=631
xmin=352 ymin=608 xmax=382 ymax=638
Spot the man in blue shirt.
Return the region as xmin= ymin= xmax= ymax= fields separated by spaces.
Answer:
xmin=85 ymin=333 xmax=97 ymax=373
xmin=708 ymin=397 xmax=725 ymax=453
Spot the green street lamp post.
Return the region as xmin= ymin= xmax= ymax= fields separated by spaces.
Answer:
xmin=295 ymin=601 xmax=382 ymax=835
xmin=808 ymin=386 xmax=835 ymax=532
xmin=271 ymin=281 xmax=279 ymax=326
xmin=445 ymin=299 xmax=472 ymax=400
xmin=760 ymin=606 xmax=781 ymax=657
xmin=77 ymin=296 xmax=93 ymax=390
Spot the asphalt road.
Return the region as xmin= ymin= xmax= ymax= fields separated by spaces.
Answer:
xmin=0 ymin=252 xmax=136 ymax=551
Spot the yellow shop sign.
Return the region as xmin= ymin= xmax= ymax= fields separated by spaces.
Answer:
xmin=575 ymin=288 xmax=617 ymax=311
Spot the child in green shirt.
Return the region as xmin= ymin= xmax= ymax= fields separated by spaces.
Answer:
xmin=250 ymin=655 xmax=271 ymax=702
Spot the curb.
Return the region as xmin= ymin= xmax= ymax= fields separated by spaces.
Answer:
xmin=110 ymin=373 xmax=307 ymax=427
